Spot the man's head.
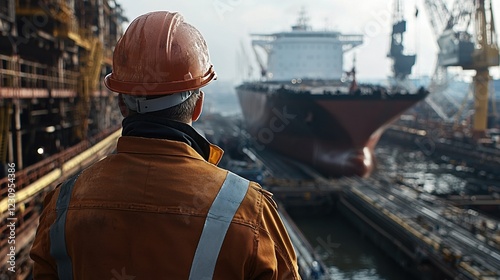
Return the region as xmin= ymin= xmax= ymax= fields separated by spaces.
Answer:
xmin=117 ymin=89 xmax=203 ymax=123
xmin=104 ymin=11 xmax=216 ymax=123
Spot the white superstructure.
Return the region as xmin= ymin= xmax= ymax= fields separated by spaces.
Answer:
xmin=251 ymin=12 xmax=363 ymax=81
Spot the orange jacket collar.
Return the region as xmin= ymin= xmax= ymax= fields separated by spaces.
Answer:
xmin=117 ymin=136 xmax=224 ymax=165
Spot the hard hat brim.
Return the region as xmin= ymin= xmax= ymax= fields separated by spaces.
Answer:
xmin=104 ymin=66 xmax=216 ymax=95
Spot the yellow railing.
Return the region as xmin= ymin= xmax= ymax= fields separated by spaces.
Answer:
xmin=0 ymin=127 xmax=121 ymax=278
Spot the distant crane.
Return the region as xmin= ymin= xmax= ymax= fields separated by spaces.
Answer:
xmin=237 ymin=41 xmax=254 ymax=81
xmin=251 ymin=41 xmax=268 ymax=78
xmin=388 ymin=0 xmax=416 ymax=80
xmin=439 ymin=0 xmax=499 ymax=138
xmin=423 ymin=0 xmax=499 ymax=137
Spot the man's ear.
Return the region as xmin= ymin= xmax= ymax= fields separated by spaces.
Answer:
xmin=192 ymin=90 xmax=204 ymax=122
xmin=118 ymin=94 xmax=130 ymax=117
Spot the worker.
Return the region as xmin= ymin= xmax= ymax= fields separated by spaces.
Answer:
xmin=29 ymin=11 xmax=300 ymax=279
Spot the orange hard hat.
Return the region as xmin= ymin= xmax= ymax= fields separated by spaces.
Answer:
xmin=104 ymin=11 xmax=216 ymax=96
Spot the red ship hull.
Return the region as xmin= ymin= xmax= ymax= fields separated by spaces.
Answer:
xmin=236 ymin=83 xmax=428 ymax=177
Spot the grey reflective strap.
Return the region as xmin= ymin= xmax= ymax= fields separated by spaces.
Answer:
xmin=135 ymin=91 xmax=193 ymax=113
xmin=49 ymin=174 xmax=80 ymax=280
xmin=188 ymin=172 xmax=250 ymax=280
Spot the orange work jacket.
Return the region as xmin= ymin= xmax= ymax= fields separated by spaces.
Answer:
xmin=30 ymin=136 xmax=300 ymax=279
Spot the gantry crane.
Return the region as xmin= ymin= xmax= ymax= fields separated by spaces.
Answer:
xmin=446 ymin=0 xmax=498 ymax=138
xmin=424 ymin=0 xmax=499 ymax=138
xmin=388 ymin=0 xmax=416 ymax=80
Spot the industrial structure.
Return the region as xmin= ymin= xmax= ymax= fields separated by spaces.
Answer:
xmin=387 ymin=0 xmax=416 ymax=80
xmin=384 ymin=0 xmax=500 ymax=182
xmin=423 ymin=0 xmax=499 ymax=138
xmin=0 ymin=0 xmax=126 ymax=171
xmin=0 ymin=1 xmax=126 ymax=277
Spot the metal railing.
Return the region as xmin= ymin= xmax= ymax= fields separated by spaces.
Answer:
xmin=0 ymin=54 xmax=79 ymax=91
xmin=0 ymin=125 xmax=121 ymax=278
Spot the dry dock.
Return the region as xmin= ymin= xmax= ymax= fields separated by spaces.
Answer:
xmin=199 ymin=114 xmax=500 ymax=280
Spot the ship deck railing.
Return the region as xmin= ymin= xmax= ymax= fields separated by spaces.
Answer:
xmin=240 ymin=81 xmax=428 ymax=99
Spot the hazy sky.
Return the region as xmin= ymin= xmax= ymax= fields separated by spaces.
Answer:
xmin=116 ymin=0 xmax=500 ymax=83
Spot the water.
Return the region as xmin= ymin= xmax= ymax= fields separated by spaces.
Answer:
xmin=375 ymin=140 xmax=500 ymax=196
xmin=290 ymin=141 xmax=499 ymax=280
xmin=293 ymin=214 xmax=415 ymax=280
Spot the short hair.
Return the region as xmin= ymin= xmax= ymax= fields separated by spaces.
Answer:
xmin=124 ymin=90 xmax=201 ymax=123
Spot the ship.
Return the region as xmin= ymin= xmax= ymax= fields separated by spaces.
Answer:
xmin=0 ymin=1 xmax=126 ymax=277
xmin=236 ymin=10 xmax=428 ymax=177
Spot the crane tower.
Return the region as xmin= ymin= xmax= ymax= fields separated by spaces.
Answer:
xmin=432 ymin=0 xmax=499 ymax=138
xmin=388 ymin=0 xmax=416 ymax=80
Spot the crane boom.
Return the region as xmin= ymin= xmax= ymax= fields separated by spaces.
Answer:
xmin=447 ymin=0 xmax=475 ymax=31
xmin=251 ymin=43 xmax=268 ymax=78
xmin=423 ymin=0 xmax=451 ymax=38
xmin=422 ymin=0 xmax=457 ymax=121
xmin=436 ymin=0 xmax=475 ymax=67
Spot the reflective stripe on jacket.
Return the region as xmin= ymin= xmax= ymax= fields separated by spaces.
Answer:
xmin=30 ymin=136 xmax=300 ymax=279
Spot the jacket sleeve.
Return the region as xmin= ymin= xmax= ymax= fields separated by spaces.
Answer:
xmin=252 ymin=189 xmax=301 ymax=280
xmin=30 ymin=188 xmax=59 ymax=279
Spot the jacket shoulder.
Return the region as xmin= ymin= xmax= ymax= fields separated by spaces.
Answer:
xmin=255 ymin=184 xmax=278 ymax=209
xmin=231 ymin=176 xmax=279 ymax=227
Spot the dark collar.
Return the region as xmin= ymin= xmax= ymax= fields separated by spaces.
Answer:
xmin=121 ymin=114 xmax=211 ymax=161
